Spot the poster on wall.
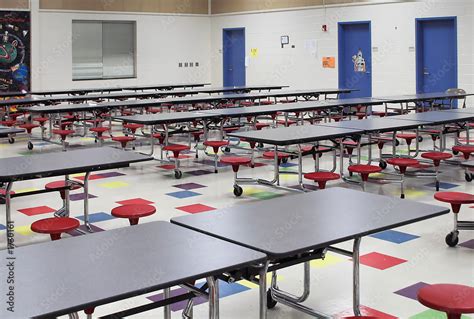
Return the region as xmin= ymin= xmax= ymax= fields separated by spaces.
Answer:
xmin=0 ymin=11 xmax=30 ymax=93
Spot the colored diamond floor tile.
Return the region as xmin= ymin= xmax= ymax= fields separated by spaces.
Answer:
xmin=1 ymin=129 xmax=473 ymax=319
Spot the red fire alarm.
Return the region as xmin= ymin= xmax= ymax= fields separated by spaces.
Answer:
xmin=322 ymin=25 xmax=328 ymax=32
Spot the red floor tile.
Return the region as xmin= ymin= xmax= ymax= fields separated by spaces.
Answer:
xmin=334 ymin=305 xmax=397 ymax=319
xmin=116 ymin=198 xmax=154 ymax=205
xmin=359 ymin=252 xmax=407 ymax=270
xmin=18 ymin=206 xmax=56 ymax=216
xmin=176 ymin=204 xmax=216 ymax=214
xmin=158 ymin=164 xmax=176 ymax=170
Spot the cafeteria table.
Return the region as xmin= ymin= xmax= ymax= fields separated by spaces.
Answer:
xmin=171 ymin=187 xmax=450 ymax=318
xmin=0 ymin=147 xmax=152 ymax=240
xmin=0 ymin=221 xmax=266 ymax=318
xmin=0 ymin=126 xmax=24 ymax=144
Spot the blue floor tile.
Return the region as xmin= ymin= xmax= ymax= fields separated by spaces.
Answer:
xmin=166 ymin=190 xmax=201 ymax=199
xmin=76 ymin=212 xmax=115 ymax=223
xmin=370 ymin=229 xmax=420 ymax=244
xmin=424 ymin=182 xmax=460 ymax=190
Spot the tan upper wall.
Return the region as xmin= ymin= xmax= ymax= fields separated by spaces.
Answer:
xmin=39 ymin=0 xmax=209 ymax=14
xmin=0 ymin=0 xmax=30 ymax=10
xmin=211 ymin=0 xmax=406 ymax=14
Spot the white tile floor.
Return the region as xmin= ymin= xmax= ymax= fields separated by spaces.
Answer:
xmin=0 ymin=123 xmax=473 ymax=318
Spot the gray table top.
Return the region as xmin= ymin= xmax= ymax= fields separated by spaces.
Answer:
xmin=114 ymin=112 xmax=221 ymax=125
xmin=0 ymin=221 xmax=265 ymax=318
xmin=375 ymin=92 xmax=473 ymax=103
xmin=0 ymin=126 xmax=24 ymax=136
xmin=0 ymin=147 xmax=152 ymax=183
xmin=20 ymin=103 xmax=112 ymax=114
xmin=172 ymin=187 xmax=449 ymax=258
xmin=385 ymin=111 xmax=474 ymax=125
xmin=318 ymin=117 xmax=430 ymax=133
xmin=442 ymin=108 xmax=474 ymax=114
xmin=228 ymin=125 xmax=363 ymax=145
xmin=320 ymin=97 xmax=385 ymax=107
xmin=122 ymin=82 xmax=211 ymax=90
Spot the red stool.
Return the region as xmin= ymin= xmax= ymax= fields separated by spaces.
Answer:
xmin=111 ymin=204 xmax=156 ymax=225
xmin=45 ymin=181 xmax=82 ymax=217
xmin=421 ymin=152 xmax=453 ymax=191
xmin=256 ymin=122 xmax=270 ymax=130
xmin=0 ymin=120 xmax=16 ymax=127
xmin=52 ymin=129 xmax=74 ymax=151
xmin=112 ymin=136 xmax=136 ymax=150
xmin=417 ymin=284 xmax=474 ymax=319
xmin=259 ymin=100 xmax=274 ymax=105
xmin=348 ymin=165 xmax=382 ymax=191
xmin=452 ymin=145 xmax=474 ymax=160
xmin=220 ymin=156 xmax=251 ymax=197
xmin=304 ymin=172 xmax=340 ymax=189
xmin=386 ymin=158 xmax=419 ymax=198
xmin=240 ymin=101 xmax=254 ymax=107
xmin=203 ymin=140 xmax=229 ymax=173
xmin=396 ymin=133 xmax=417 ymax=154
xmin=162 ymin=144 xmax=190 ymax=179
xmin=276 ymin=119 xmax=297 ymax=127
xmin=123 ymin=123 xmax=144 ymax=134
xmin=19 ymin=123 xmax=39 ymax=150
xmin=0 ymin=189 xmax=15 ymax=205
xmin=263 ymin=151 xmax=291 ymax=165
xmin=60 ymin=121 xmax=73 ymax=130
xmin=33 ymin=116 xmax=48 ymax=139
xmin=90 ymin=127 xmax=110 ymax=145
xmin=434 ymin=192 xmax=474 ymax=246
xmin=31 ymin=217 xmax=80 ymax=241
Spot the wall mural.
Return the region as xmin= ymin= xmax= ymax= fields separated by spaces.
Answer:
xmin=0 ymin=11 xmax=30 ymax=92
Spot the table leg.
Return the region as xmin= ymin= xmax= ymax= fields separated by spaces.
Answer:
xmin=353 ymin=237 xmax=362 ymax=316
xmin=83 ymin=172 xmax=92 ymax=232
xmin=164 ymin=288 xmax=171 ymax=319
xmin=206 ymin=276 xmax=219 ymax=319
xmin=259 ymin=261 xmax=269 ymax=319
xmin=297 ymin=144 xmax=303 ymax=188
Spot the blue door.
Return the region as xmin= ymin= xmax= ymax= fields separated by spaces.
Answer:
xmin=416 ymin=17 xmax=457 ymax=94
xmin=338 ymin=22 xmax=372 ymax=98
xmin=223 ymin=28 xmax=246 ymax=87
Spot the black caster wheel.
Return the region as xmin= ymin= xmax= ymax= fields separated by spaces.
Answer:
xmin=349 ymin=171 xmax=353 ymax=177
xmin=8 ymin=137 xmax=14 ymax=144
xmin=258 ymin=142 xmax=264 ymax=148
xmin=174 ymin=170 xmax=183 ymax=179
xmin=282 ymin=157 xmax=288 ymax=164
xmin=224 ymin=147 xmax=231 ymax=153
xmin=453 ymin=150 xmax=459 ymax=155
xmin=395 ymin=139 xmax=400 ymax=147
xmin=94 ymin=139 xmax=98 ymax=144
xmin=465 ymin=173 xmax=473 ymax=182
xmin=400 ymin=193 xmax=405 ymax=199
xmin=233 ymin=185 xmax=243 ymax=197
xmin=27 ymin=141 xmax=34 ymax=150
xmin=132 ymin=146 xmax=136 ymax=150
xmin=379 ymin=161 xmax=387 ymax=169
xmin=0 ymin=199 xmax=5 ymax=205
xmin=267 ymin=290 xmax=277 ymax=309
xmin=418 ymin=136 xmax=423 ymax=143
xmin=445 ymin=232 xmax=459 ymax=247
xmin=435 ymin=181 xmax=440 ymax=191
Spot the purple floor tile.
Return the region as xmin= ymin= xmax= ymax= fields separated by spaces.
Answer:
xmin=394 ymin=282 xmax=430 ymax=300
xmin=148 ymin=287 xmax=207 ymax=312
xmin=459 ymin=239 xmax=474 ymax=249
xmin=186 ymin=170 xmax=213 ymax=176
xmin=173 ymin=182 xmax=207 ymax=190
xmin=69 ymin=193 xmax=98 ymax=201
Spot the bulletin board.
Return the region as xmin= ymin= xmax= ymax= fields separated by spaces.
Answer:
xmin=0 ymin=11 xmax=30 ymax=92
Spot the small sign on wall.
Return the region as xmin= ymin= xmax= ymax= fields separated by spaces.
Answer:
xmin=322 ymin=57 xmax=335 ymax=68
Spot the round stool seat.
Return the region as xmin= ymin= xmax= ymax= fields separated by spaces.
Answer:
xmin=33 ymin=117 xmax=49 ymax=125
xmin=163 ymin=144 xmax=190 ymax=158
xmin=349 ymin=165 xmax=382 ymax=181
xmin=263 ymin=151 xmax=290 ymax=159
xmin=204 ymin=140 xmax=229 ymax=149
xmin=52 ymin=129 xmax=74 ymax=140
xmin=452 ymin=145 xmax=474 ymax=160
xmin=221 ymin=156 xmax=251 ymax=172
xmin=19 ymin=123 xmax=39 ymax=133
xmin=417 ymin=284 xmax=474 ymax=317
xmin=304 ymin=172 xmax=340 ymax=189
xmin=111 ymin=204 xmax=156 ymax=225
xmin=240 ymin=101 xmax=254 ymax=107
xmin=112 ymin=136 xmax=135 ymax=148
xmin=31 ymin=217 xmax=80 ymax=241
xmin=259 ymin=100 xmax=274 ymax=105
xmin=277 ymin=119 xmax=297 ymax=126
xmin=90 ymin=127 xmax=110 ymax=133
xmin=45 ymin=181 xmax=82 ymax=199
xmin=434 ymin=192 xmax=474 ymax=206
xmin=223 ymin=126 xmax=240 ymax=133
xmin=0 ymin=120 xmax=16 ymax=127
xmin=256 ymin=122 xmax=270 ymax=130
xmin=421 ymin=152 xmax=453 ymax=166
xmin=386 ymin=158 xmax=420 ymax=174
xmin=396 ymin=133 xmax=417 ymax=145
xmin=123 ymin=123 xmax=144 ymax=132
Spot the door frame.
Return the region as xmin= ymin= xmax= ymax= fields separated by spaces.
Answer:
xmin=338 ymin=21 xmax=372 ymax=97
xmin=415 ymin=16 xmax=458 ymax=93
xmin=222 ymin=27 xmax=246 ymax=87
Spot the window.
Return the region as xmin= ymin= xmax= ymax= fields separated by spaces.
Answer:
xmin=72 ymin=21 xmax=136 ymax=80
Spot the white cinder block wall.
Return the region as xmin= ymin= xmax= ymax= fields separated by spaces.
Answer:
xmin=210 ymin=0 xmax=473 ymax=95
xmin=31 ymin=6 xmax=211 ymax=90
